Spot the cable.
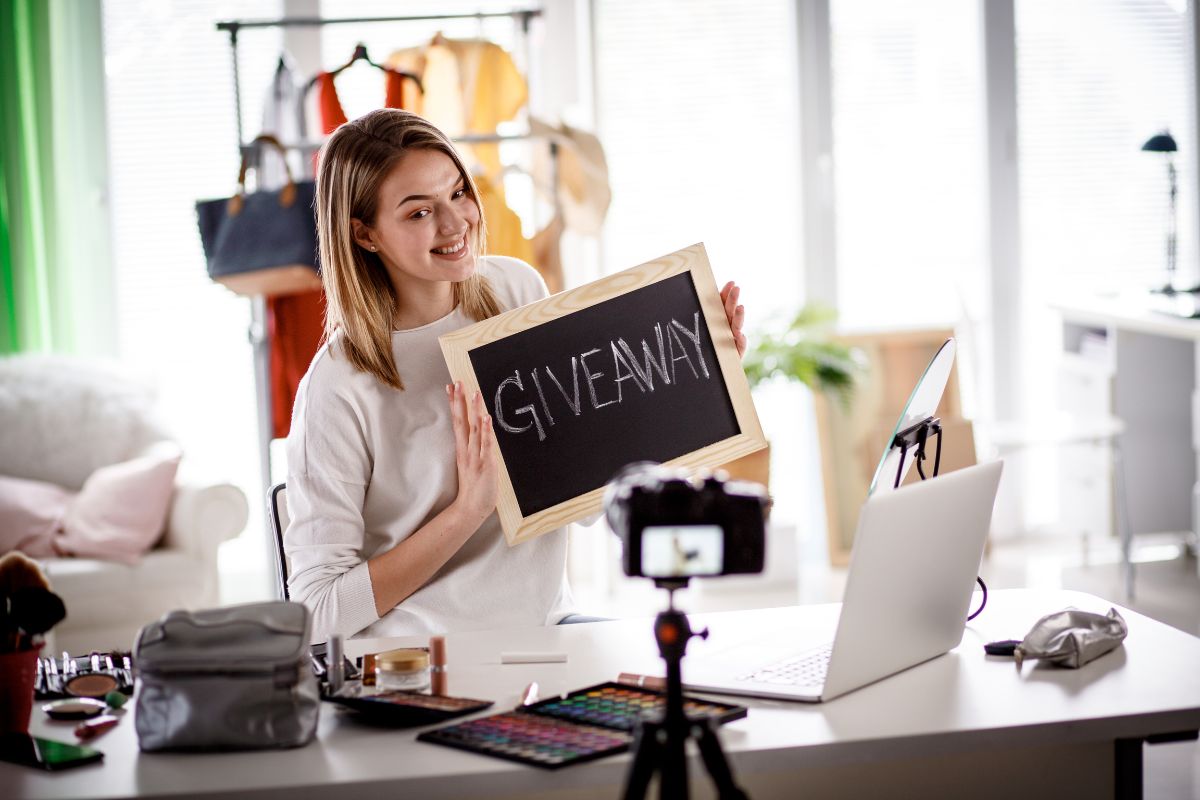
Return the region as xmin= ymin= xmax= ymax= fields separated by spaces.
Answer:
xmin=967 ymin=576 xmax=988 ymax=621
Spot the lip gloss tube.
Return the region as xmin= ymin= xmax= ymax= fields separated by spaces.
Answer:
xmin=430 ymin=636 xmax=447 ymax=695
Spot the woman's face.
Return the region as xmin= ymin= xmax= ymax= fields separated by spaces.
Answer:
xmin=353 ymin=148 xmax=480 ymax=290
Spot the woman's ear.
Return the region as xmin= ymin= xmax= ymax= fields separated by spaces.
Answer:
xmin=350 ymin=218 xmax=377 ymax=252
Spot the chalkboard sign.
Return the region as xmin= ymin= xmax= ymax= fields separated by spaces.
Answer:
xmin=439 ymin=243 xmax=767 ymax=544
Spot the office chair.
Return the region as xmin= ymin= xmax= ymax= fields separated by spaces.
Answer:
xmin=267 ymin=482 xmax=291 ymax=600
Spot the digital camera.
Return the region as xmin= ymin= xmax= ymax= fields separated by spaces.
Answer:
xmin=603 ymin=463 xmax=768 ymax=580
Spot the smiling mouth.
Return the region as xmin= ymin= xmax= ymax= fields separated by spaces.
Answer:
xmin=431 ymin=237 xmax=466 ymax=255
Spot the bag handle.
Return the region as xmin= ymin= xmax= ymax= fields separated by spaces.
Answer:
xmin=228 ymin=134 xmax=298 ymax=217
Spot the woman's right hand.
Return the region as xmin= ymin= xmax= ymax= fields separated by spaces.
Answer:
xmin=447 ymin=381 xmax=499 ymax=529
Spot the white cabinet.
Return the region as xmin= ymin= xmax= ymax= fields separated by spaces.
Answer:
xmin=1056 ymin=300 xmax=1198 ymax=555
xmin=1056 ymin=332 xmax=1116 ymax=543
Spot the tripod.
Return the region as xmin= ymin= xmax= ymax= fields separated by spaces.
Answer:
xmin=622 ymin=580 xmax=750 ymax=800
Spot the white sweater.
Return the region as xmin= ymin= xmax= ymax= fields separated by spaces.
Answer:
xmin=285 ymin=257 xmax=575 ymax=642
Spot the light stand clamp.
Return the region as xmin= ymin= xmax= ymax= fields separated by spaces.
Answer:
xmin=891 ymin=416 xmax=943 ymax=489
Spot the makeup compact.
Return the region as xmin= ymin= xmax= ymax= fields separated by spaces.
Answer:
xmin=375 ymin=648 xmax=431 ymax=692
xmin=64 ymin=673 xmax=119 ymax=699
xmin=42 ymin=698 xmax=108 ymax=721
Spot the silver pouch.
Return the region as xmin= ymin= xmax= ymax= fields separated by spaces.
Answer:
xmin=1014 ymin=607 xmax=1128 ymax=669
xmin=134 ymin=601 xmax=319 ymax=752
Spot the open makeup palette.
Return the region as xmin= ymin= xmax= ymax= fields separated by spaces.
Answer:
xmin=417 ymin=681 xmax=747 ymax=769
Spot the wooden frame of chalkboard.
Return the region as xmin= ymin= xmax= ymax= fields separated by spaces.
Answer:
xmin=440 ymin=243 xmax=767 ymax=545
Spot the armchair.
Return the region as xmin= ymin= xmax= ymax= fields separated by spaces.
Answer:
xmin=0 ymin=355 xmax=248 ymax=652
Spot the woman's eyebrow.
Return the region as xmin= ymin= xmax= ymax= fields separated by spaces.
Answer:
xmin=397 ymin=177 xmax=466 ymax=208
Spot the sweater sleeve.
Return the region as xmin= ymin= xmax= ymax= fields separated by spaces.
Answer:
xmin=284 ymin=365 xmax=380 ymax=642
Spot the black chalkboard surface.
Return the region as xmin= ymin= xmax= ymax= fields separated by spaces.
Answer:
xmin=440 ymin=243 xmax=766 ymax=544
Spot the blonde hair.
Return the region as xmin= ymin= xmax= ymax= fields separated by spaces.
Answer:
xmin=316 ymin=108 xmax=501 ymax=389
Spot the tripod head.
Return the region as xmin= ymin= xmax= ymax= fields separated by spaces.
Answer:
xmin=650 ymin=580 xmax=709 ymax=674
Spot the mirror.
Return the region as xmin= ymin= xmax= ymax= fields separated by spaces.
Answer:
xmin=867 ymin=338 xmax=956 ymax=494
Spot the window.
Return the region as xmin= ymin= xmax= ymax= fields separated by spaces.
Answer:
xmin=104 ymin=0 xmax=284 ymax=592
xmin=593 ymin=0 xmax=809 ymax=529
xmin=830 ymin=0 xmax=988 ymax=332
xmin=1017 ymin=0 xmax=1195 ymax=295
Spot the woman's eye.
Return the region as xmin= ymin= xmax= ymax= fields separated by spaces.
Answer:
xmin=409 ymin=209 xmax=430 ymax=220
xmin=453 ymin=187 xmax=466 ymax=199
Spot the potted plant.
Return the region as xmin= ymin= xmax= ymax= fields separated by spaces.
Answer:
xmin=722 ymin=304 xmax=863 ymax=489
xmin=0 ymin=552 xmax=67 ymax=733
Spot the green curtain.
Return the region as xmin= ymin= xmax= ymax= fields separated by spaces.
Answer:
xmin=0 ymin=0 xmax=53 ymax=353
xmin=0 ymin=0 xmax=112 ymax=356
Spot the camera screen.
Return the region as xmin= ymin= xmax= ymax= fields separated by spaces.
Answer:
xmin=640 ymin=525 xmax=724 ymax=578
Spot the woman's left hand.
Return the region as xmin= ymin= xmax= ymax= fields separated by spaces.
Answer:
xmin=721 ymin=281 xmax=747 ymax=360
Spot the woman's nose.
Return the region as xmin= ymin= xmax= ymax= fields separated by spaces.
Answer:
xmin=437 ymin=203 xmax=470 ymax=235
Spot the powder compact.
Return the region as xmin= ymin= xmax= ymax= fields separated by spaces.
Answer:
xmin=42 ymin=697 xmax=108 ymax=721
xmin=64 ymin=673 xmax=120 ymax=699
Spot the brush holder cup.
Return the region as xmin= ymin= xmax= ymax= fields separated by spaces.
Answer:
xmin=0 ymin=646 xmax=42 ymax=733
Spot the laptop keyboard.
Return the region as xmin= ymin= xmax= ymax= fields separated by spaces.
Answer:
xmin=737 ymin=644 xmax=833 ymax=687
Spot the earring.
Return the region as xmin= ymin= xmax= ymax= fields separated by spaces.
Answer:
xmin=370 ymin=246 xmax=378 ymax=252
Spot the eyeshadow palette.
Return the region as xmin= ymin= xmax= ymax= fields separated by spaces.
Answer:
xmin=325 ymin=690 xmax=493 ymax=727
xmin=525 ymin=682 xmax=747 ymax=731
xmin=417 ymin=682 xmax=747 ymax=770
xmin=417 ymin=710 xmax=632 ymax=769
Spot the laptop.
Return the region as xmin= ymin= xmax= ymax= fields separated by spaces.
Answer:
xmin=683 ymin=459 xmax=1003 ymax=703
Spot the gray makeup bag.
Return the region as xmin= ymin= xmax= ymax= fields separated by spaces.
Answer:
xmin=134 ymin=601 xmax=320 ymax=752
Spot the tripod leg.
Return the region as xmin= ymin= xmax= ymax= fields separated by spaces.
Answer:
xmin=622 ymin=722 xmax=660 ymax=800
xmin=694 ymin=719 xmax=750 ymax=800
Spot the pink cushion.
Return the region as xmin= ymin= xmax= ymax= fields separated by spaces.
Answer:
xmin=55 ymin=443 xmax=182 ymax=565
xmin=0 ymin=475 xmax=70 ymax=557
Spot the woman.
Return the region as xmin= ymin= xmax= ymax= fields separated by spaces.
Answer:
xmin=286 ymin=109 xmax=747 ymax=641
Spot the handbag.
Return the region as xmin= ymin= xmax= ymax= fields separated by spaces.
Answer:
xmin=195 ymin=135 xmax=323 ymax=297
xmin=133 ymin=601 xmax=320 ymax=752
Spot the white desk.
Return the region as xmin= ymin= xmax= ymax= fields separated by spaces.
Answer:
xmin=1055 ymin=296 xmax=1200 ymax=575
xmin=8 ymin=589 xmax=1200 ymax=800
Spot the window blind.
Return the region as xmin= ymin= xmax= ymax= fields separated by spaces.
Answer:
xmin=1016 ymin=0 xmax=1195 ymax=292
xmin=830 ymin=0 xmax=988 ymax=331
xmin=102 ymin=0 xmax=282 ymax=527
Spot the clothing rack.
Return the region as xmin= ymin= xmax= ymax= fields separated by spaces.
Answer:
xmin=211 ymin=10 xmax=546 ymax=597
xmin=216 ymin=10 xmax=542 ymax=146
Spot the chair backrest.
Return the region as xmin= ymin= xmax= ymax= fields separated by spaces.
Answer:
xmin=267 ymin=483 xmax=291 ymax=600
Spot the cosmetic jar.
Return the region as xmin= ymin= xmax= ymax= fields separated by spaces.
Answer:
xmin=375 ymin=648 xmax=430 ymax=691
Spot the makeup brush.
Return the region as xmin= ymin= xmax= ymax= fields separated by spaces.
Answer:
xmin=0 ymin=552 xmax=51 ymax=593
xmin=6 ymin=587 xmax=67 ymax=635
xmin=0 ymin=552 xmax=67 ymax=652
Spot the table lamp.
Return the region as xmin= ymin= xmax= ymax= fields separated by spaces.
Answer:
xmin=1142 ymin=130 xmax=1178 ymax=293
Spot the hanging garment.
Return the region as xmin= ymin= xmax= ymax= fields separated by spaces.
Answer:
xmin=474 ymin=172 xmax=534 ymax=268
xmin=529 ymin=118 xmax=612 ymax=237
xmin=387 ymin=38 xmax=526 ymax=187
xmin=266 ymin=69 xmax=410 ymax=440
xmin=312 ymin=69 xmax=410 ymax=132
xmin=257 ymin=54 xmax=311 ymax=190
